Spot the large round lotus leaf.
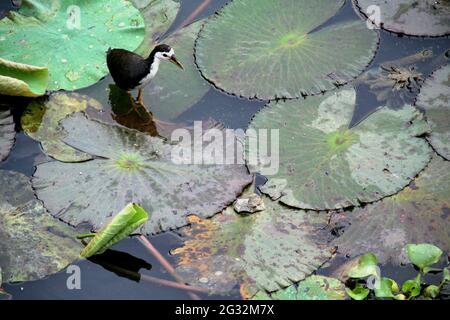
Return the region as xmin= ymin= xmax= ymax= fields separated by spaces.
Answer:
xmin=32 ymin=113 xmax=252 ymax=235
xmin=0 ymin=108 xmax=15 ymax=162
xmin=355 ymin=0 xmax=450 ymax=37
xmin=415 ymin=65 xmax=450 ymax=160
xmin=0 ymin=0 xmax=144 ymax=91
xmin=172 ymin=198 xmax=332 ymax=294
xmin=254 ymin=275 xmax=346 ymax=300
xmin=195 ymin=0 xmax=378 ymax=99
xmin=21 ymin=92 xmax=102 ymax=162
xmin=333 ymin=155 xmax=450 ymax=265
xmin=0 ymin=170 xmax=81 ymax=283
xmin=250 ymin=88 xmax=432 ymax=210
xmin=142 ymin=21 xmax=210 ymax=121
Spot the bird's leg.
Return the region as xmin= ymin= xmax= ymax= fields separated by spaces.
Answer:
xmin=137 ymin=88 xmax=144 ymax=106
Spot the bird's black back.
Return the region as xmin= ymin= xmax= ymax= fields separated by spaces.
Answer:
xmin=106 ymin=48 xmax=151 ymax=90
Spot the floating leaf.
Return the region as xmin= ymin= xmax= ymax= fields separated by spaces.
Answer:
xmin=0 ymin=0 xmax=145 ymax=90
xmin=195 ymin=0 xmax=378 ymax=99
xmin=142 ymin=21 xmax=210 ymax=121
xmin=0 ymin=170 xmax=81 ymax=283
xmin=374 ymin=277 xmax=400 ymax=299
xmin=402 ymin=274 xmax=421 ymax=299
xmin=333 ymin=155 xmax=450 ymax=265
xmin=406 ymin=244 xmax=443 ymax=271
xmin=33 ymin=113 xmax=252 ymax=235
xmin=415 ymin=65 xmax=450 ymax=160
xmin=250 ymin=88 xmax=432 ymax=210
xmin=253 ymin=275 xmax=346 ymax=300
xmin=0 ymin=108 xmax=15 ymax=162
xmin=345 ymin=284 xmax=370 ymax=300
xmin=355 ymin=0 xmax=450 ymax=37
xmin=172 ymin=198 xmax=332 ymax=294
xmin=0 ymin=58 xmax=48 ymax=97
xmin=347 ymin=253 xmax=379 ymax=279
xmin=79 ymin=203 xmax=149 ymax=258
xmin=21 ymin=92 xmax=102 ymax=162
xmin=424 ymin=285 xmax=440 ymax=299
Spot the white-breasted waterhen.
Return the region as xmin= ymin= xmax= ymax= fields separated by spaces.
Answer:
xmin=106 ymin=44 xmax=183 ymax=109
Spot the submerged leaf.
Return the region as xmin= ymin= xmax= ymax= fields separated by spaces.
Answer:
xmin=195 ymin=0 xmax=378 ymax=99
xmin=0 ymin=0 xmax=145 ymax=90
xmin=406 ymin=244 xmax=443 ymax=271
xmin=0 ymin=58 xmax=48 ymax=97
xmin=356 ymin=0 xmax=450 ymax=37
xmin=250 ymin=88 xmax=432 ymax=210
xmin=80 ymin=203 xmax=149 ymax=258
xmin=0 ymin=170 xmax=81 ymax=283
xmin=172 ymin=198 xmax=332 ymax=294
xmin=415 ymin=64 xmax=450 ymax=160
xmin=32 ymin=113 xmax=252 ymax=235
xmin=21 ymin=92 xmax=102 ymax=162
xmin=0 ymin=108 xmax=15 ymax=162
xmin=333 ymin=155 xmax=450 ymax=265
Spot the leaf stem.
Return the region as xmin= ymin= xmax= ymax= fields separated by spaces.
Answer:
xmin=138 ymin=235 xmax=202 ymax=300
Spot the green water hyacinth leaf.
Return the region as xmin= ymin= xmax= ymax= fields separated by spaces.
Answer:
xmin=249 ymin=88 xmax=432 ymax=210
xmin=80 ymin=203 xmax=149 ymax=258
xmin=333 ymin=155 xmax=450 ymax=265
xmin=355 ymin=0 xmax=450 ymax=37
xmin=406 ymin=244 xmax=443 ymax=271
xmin=424 ymin=285 xmax=440 ymax=299
xmin=21 ymin=92 xmax=102 ymax=162
xmin=253 ymin=276 xmax=346 ymax=300
xmin=0 ymin=108 xmax=15 ymax=162
xmin=374 ymin=277 xmax=400 ymax=299
xmin=345 ymin=284 xmax=370 ymax=300
xmin=172 ymin=198 xmax=332 ymax=294
xmin=0 ymin=58 xmax=48 ymax=97
xmin=402 ymin=274 xmax=421 ymax=299
xmin=195 ymin=0 xmax=378 ymax=99
xmin=0 ymin=0 xmax=145 ymax=91
xmin=32 ymin=112 xmax=252 ymax=235
xmin=415 ymin=65 xmax=450 ymax=160
xmin=347 ymin=253 xmax=379 ymax=279
xmin=0 ymin=170 xmax=81 ymax=283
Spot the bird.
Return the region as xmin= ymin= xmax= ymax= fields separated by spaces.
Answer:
xmin=106 ymin=44 xmax=183 ymax=109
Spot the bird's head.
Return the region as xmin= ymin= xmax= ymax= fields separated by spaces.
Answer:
xmin=152 ymin=44 xmax=184 ymax=70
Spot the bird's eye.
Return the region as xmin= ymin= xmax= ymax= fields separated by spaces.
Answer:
xmin=163 ymin=53 xmax=168 ymax=57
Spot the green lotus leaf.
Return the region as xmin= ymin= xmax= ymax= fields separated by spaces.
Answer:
xmin=249 ymin=88 xmax=432 ymax=210
xmin=347 ymin=253 xmax=379 ymax=279
xmin=0 ymin=108 xmax=15 ymax=162
xmin=355 ymin=0 xmax=450 ymax=37
xmin=141 ymin=21 xmax=210 ymax=121
xmin=415 ymin=65 xmax=450 ymax=160
xmin=333 ymin=155 xmax=450 ymax=265
xmin=21 ymin=92 xmax=102 ymax=162
xmin=79 ymin=203 xmax=149 ymax=258
xmin=0 ymin=58 xmax=48 ymax=97
xmin=0 ymin=0 xmax=145 ymax=91
xmin=406 ymin=243 xmax=443 ymax=271
xmin=32 ymin=112 xmax=252 ymax=235
xmin=253 ymin=275 xmax=346 ymax=300
xmin=172 ymin=198 xmax=332 ymax=294
xmin=345 ymin=283 xmax=370 ymax=300
xmin=195 ymin=0 xmax=378 ymax=99
xmin=0 ymin=170 xmax=81 ymax=283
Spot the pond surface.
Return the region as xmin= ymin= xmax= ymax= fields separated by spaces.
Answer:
xmin=1 ymin=0 xmax=449 ymax=299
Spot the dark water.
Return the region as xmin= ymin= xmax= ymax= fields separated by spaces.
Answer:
xmin=1 ymin=0 xmax=449 ymax=299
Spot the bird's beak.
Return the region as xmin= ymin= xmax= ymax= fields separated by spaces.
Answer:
xmin=169 ymin=55 xmax=184 ymax=70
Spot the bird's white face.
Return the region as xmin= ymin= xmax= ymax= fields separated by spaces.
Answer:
xmin=155 ymin=48 xmax=175 ymax=61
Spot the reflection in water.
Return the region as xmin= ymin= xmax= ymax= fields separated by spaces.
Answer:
xmin=88 ymin=249 xmax=152 ymax=283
